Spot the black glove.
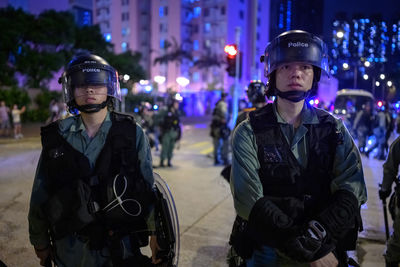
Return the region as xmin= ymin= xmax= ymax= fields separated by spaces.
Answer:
xmin=379 ymin=189 xmax=391 ymax=200
xmin=281 ymin=220 xmax=327 ymax=262
xmin=247 ymin=196 xmax=296 ymax=248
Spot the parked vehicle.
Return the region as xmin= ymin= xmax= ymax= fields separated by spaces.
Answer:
xmin=333 ymin=89 xmax=374 ymax=129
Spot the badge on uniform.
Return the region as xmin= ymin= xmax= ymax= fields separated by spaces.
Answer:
xmin=262 ymin=144 xmax=284 ymax=163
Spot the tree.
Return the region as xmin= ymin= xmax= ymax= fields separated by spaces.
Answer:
xmin=153 ymin=37 xmax=192 ymax=66
xmin=105 ymin=51 xmax=146 ymax=88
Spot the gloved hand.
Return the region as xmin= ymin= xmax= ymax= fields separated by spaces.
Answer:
xmin=281 ymin=220 xmax=326 ymax=262
xmin=34 ymin=245 xmax=53 ymax=266
xmin=379 ymin=189 xmax=391 ymax=200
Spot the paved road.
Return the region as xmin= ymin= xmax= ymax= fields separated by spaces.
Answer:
xmin=0 ymin=118 xmax=392 ymax=266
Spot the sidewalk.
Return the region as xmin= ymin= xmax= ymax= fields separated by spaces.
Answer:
xmin=0 ymin=122 xmax=42 ymax=145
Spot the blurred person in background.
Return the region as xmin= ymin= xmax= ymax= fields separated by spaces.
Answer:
xmin=11 ymin=104 xmax=26 ymax=139
xmin=210 ymin=92 xmax=230 ymax=165
xmin=158 ymin=99 xmax=181 ymax=167
xmin=379 ymin=135 xmax=400 ymax=267
xmin=0 ymin=100 xmax=11 ymax=137
xmin=352 ymin=103 xmax=374 ymax=155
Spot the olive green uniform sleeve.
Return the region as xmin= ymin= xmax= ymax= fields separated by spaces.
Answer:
xmin=230 ymin=120 xmax=263 ymax=220
xmin=330 ymin=117 xmax=367 ymax=205
xmin=382 ymin=136 xmax=400 ymax=191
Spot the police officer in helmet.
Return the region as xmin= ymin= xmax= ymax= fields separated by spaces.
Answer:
xmin=28 ymin=53 xmax=162 ymax=266
xmin=229 ymin=30 xmax=367 ymax=267
xmin=235 ymin=81 xmax=267 ymax=128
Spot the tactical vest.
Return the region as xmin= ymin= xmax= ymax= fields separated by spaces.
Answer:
xmin=162 ymin=109 xmax=180 ymax=131
xmin=40 ymin=112 xmax=154 ymax=241
xmin=249 ymin=104 xmax=342 ymax=221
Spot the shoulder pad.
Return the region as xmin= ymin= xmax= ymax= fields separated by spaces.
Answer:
xmin=111 ymin=112 xmax=136 ymax=124
xmin=40 ymin=121 xmax=59 ymax=135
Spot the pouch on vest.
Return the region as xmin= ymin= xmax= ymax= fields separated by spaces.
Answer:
xmin=43 ymin=178 xmax=96 ymax=240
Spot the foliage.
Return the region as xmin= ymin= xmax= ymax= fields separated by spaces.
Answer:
xmin=153 ymin=37 xmax=192 ymax=66
xmin=0 ymin=87 xmax=30 ymax=107
xmin=105 ymin=51 xmax=146 ymax=85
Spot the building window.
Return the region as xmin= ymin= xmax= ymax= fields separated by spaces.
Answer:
xmin=257 ymin=18 xmax=260 ymax=26
xmin=193 ymin=40 xmax=199 ymax=50
xmin=193 ymin=72 xmax=200 ymax=81
xmin=193 ymin=7 xmax=201 ymax=17
xmin=204 ymin=23 xmax=211 ymax=33
xmin=239 ymin=10 xmax=244 ymax=20
xmin=159 ymin=23 xmax=168 ymax=33
xmin=121 ymin=0 xmax=129 ymax=5
xmin=96 ymin=9 xmax=101 ymax=16
xmin=204 ymin=8 xmax=209 ymax=17
xmin=193 ymin=24 xmax=199 ymax=34
xmin=221 ymin=6 xmax=225 ymax=15
xmin=204 ymin=39 xmax=211 ymax=48
xmin=122 ymin=27 xmax=130 ymax=37
xmin=121 ymin=42 xmax=128 ymax=52
xmin=159 ymin=6 xmax=168 ymax=17
xmin=122 ymin=12 xmax=129 ymax=21
xmin=104 ymin=33 xmax=112 ymax=42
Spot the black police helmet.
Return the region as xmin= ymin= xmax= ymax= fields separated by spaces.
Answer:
xmin=59 ymin=53 xmax=121 ymax=108
xmin=246 ymin=81 xmax=266 ymax=105
xmin=260 ymin=30 xmax=328 ymax=97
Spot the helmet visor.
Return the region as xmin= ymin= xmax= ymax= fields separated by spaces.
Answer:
xmin=62 ymin=63 xmax=121 ymax=103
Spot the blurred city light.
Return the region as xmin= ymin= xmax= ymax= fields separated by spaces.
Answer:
xmin=144 ymin=85 xmax=152 ymax=92
xmin=176 ymin=77 xmax=190 ymax=87
xmin=175 ymin=93 xmax=183 ymax=101
xmin=139 ymin=80 xmax=150 ymax=85
xmin=153 ymin=104 xmax=159 ymax=110
xmin=224 ymin=44 xmax=238 ymax=57
xmin=154 ymin=75 xmax=166 ymax=84
xmin=377 ymin=101 xmax=383 ymax=107
xmin=342 ymin=62 xmax=349 ymax=69
xmin=336 ymin=31 xmax=344 ymax=38
xmin=363 ymin=74 xmax=369 ymax=80
xmin=364 ymin=61 xmax=371 ymax=67
xmin=380 ymin=74 xmax=386 ymax=80
xmin=387 ymin=81 xmax=393 ymax=87
xmin=376 ymin=81 xmax=380 ymax=86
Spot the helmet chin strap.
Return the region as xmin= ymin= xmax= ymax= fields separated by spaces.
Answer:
xmin=76 ymin=101 xmax=108 ymax=113
xmin=276 ymin=89 xmax=311 ymax=102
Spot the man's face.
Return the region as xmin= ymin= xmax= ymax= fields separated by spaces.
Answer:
xmin=275 ymin=62 xmax=314 ymax=92
xmin=74 ymin=84 xmax=108 ymax=106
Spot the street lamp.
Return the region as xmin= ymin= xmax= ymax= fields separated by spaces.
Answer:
xmin=364 ymin=61 xmax=371 ymax=67
xmin=363 ymin=74 xmax=369 ymax=80
xmin=336 ymin=31 xmax=344 ymax=39
xmin=376 ymin=81 xmax=380 ymax=86
xmin=176 ymin=77 xmax=190 ymax=88
xmin=380 ymin=74 xmax=386 ymax=80
xmin=123 ymin=74 xmax=130 ymax=82
xmin=387 ymin=81 xmax=393 ymax=87
xmin=154 ymin=75 xmax=166 ymax=85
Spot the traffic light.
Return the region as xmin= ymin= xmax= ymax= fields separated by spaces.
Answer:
xmin=224 ymin=44 xmax=237 ymax=77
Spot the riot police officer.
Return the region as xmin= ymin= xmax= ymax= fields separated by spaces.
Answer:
xmin=210 ymin=92 xmax=230 ymax=165
xmin=379 ymin=136 xmax=400 ymax=267
xmin=159 ymin=99 xmax=181 ymax=167
xmin=235 ymin=81 xmax=268 ymax=128
xmin=229 ymin=30 xmax=367 ymax=267
xmin=28 ymin=53 xmax=161 ymax=266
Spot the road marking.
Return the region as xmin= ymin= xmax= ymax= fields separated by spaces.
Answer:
xmin=187 ymin=141 xmax=209 ymax=148
xmin=200 ymin=147 xmax=213 ymax=155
